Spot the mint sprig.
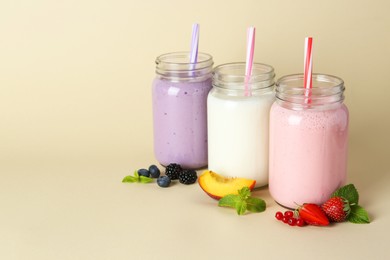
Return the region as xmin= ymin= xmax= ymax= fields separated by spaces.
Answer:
xmin=122 ymin=175 xmax=138 ymax=183
xmin=218 ymin=187 xmax=266 ymax=215
xmin=122 ymin=170 xmax=153 ymax=184
xmin=139 ymin=175 xmax=153 ymax=183
xmin=332 ymin=184 xmax=370 ymax=224
xmin=348 ymin=205 xmax=370 ymax=224
xmin=246 ymin=197 xmax=266 ymax=213
xmin=332 ymin=184 xmax=359 ymax=205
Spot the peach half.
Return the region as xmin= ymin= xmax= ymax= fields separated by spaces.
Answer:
xmin=198 ymin=170 xmax=256 ymax=200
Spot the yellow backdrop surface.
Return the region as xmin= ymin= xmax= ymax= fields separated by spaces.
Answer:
xmin=1 ymin=1 xmax=389 ymax=259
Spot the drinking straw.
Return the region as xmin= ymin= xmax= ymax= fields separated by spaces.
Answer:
xmin=303 ymin=37 xmax=313 ymax=103
xmin=190 ymin=23 xmax=199 ymax=64
xmin=245 ymin=26 xmax=256 ymax=97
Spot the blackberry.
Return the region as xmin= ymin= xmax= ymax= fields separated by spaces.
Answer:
xmin=165 ymin=163 xmax=182 ymax=180
xmin=178 ymin=169 xmax=197 ymax=185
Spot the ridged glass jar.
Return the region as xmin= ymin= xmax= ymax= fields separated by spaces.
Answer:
xmin=152 ymin=52 xmax=213 ymax=169
xmin=269 ymin=74 xmax=349 ymax=208
xmin=208 ymin=62 xmax=275 ymax=187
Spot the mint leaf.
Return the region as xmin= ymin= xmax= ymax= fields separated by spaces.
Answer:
xmin=332 ymin=184 xmax=359 ymax=204
xmin=246 ymin=197 xmax=266 ymax=213
xmin=122 ymin=170 xmax=148 ymax=183
xmin=139 ymin=176 xmax=153 ymax=183
xmin=122 ymin=175 xmax=138 ymax=183
xmin=235 ymin=200 xmax=247 ymax=215
xmin=219 ymin=187 xmax=266 ymax=215
xmin=348 ymin=205 xmax=370 ymax=224
xmin=238 ymin=186 xmax=251 ymax=200
xmin=218 ymin=194 xmax=241 ymax=208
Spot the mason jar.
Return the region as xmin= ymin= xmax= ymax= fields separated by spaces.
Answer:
xmin=207 ymin=62 xmax=275 ymax=187
xmin=269 ymin=74 xmax=349 ymax=208
xmin=152 ymin=52 xmax=213 ymax=169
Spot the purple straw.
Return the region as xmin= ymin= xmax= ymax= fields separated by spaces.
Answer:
xmin=190 ymin=23 xmax=199 ymax=64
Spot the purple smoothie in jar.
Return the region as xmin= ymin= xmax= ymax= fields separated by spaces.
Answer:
xmin=152 ymin=52 xmax=213 ymax=169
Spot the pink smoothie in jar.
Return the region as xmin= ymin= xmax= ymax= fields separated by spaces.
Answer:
xmin=152 ymin=52 xmax=213 ymax=169
xmin=269 ymin=74 xmax=349 ymax=209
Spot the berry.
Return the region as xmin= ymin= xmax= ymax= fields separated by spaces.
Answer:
xmin=178 ymin=169 xmax=197 ymax=184
xmin=276 ymin=210 xmax=306 ymax=227
xmin=137 ymin=168 xmax=150 ymax=177
xmin=149 ymin=165 xmax=161 ymax=178
xmin=157 ymin=176 xmax=171 ymax=188
xmin=287 ymin=218 xmax=296 ymax=226
xmin=284 ymin=211 xmax=294 ymax=218
xmin=165 ymin=163 xmax=182 ymax=180
xmin=321 ymin=196 xmax=350 ymax=222
xmin=275 ymin=211 xmax=283 ymax=220
xmin=296 ymin=218 xmax=306 ymax=227
xmin=297 ymin=203 xmax=329 ymax=226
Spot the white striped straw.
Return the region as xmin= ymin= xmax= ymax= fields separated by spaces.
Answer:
xmin=245 ymin=26 xmax=256 ymax=97
xmin=304 ymin=37 xmax=313 ymax=103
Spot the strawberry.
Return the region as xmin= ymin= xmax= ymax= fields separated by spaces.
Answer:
xmin=321 ymin=196 xmax=351 ymax=222
xmin=297 ymin=203 xmax=329 ymax=226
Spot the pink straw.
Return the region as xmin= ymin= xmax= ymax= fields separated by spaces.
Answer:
xmin=190 ymin=23 xmax=199 ymax=64
xmin=304 ymin=37 xmax=313 ymax=103
xmin=245 ymin=27 xmax=256 ymax=97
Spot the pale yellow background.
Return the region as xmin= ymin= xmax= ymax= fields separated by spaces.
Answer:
xmin=1 ymin=0 xmax=389 ymax=259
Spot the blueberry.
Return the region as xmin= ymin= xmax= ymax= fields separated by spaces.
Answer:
xmin=137 ymin=168 xmax=150 ymax=177
xmin=157 ymin=176 xmax=171 ymax=188
xmin=149 ymin=165 xmax=161 ymax=178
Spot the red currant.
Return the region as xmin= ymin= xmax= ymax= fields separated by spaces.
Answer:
xmin=275 ymin=211 xmax=283 ymax=221
xmin=282 ymin=216 xmax=289 ymax=223
xmin=296 ymin=218 xmax=306 ymax=227
xmin=287 ymin=217 xmax=297 ymax=226
xmin=284 ymin=210 xmax=294 ymax=218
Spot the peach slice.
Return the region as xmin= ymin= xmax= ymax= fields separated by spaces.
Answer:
xmin=198 ymin=170 xmax=256 ymax=200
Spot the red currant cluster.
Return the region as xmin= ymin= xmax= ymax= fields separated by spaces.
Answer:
xmin=275 ymin=210 xmax=306 ymax=227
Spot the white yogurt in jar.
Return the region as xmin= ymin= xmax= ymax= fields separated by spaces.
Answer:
xmin=207 ymin=63 xmax=275 ymax=187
